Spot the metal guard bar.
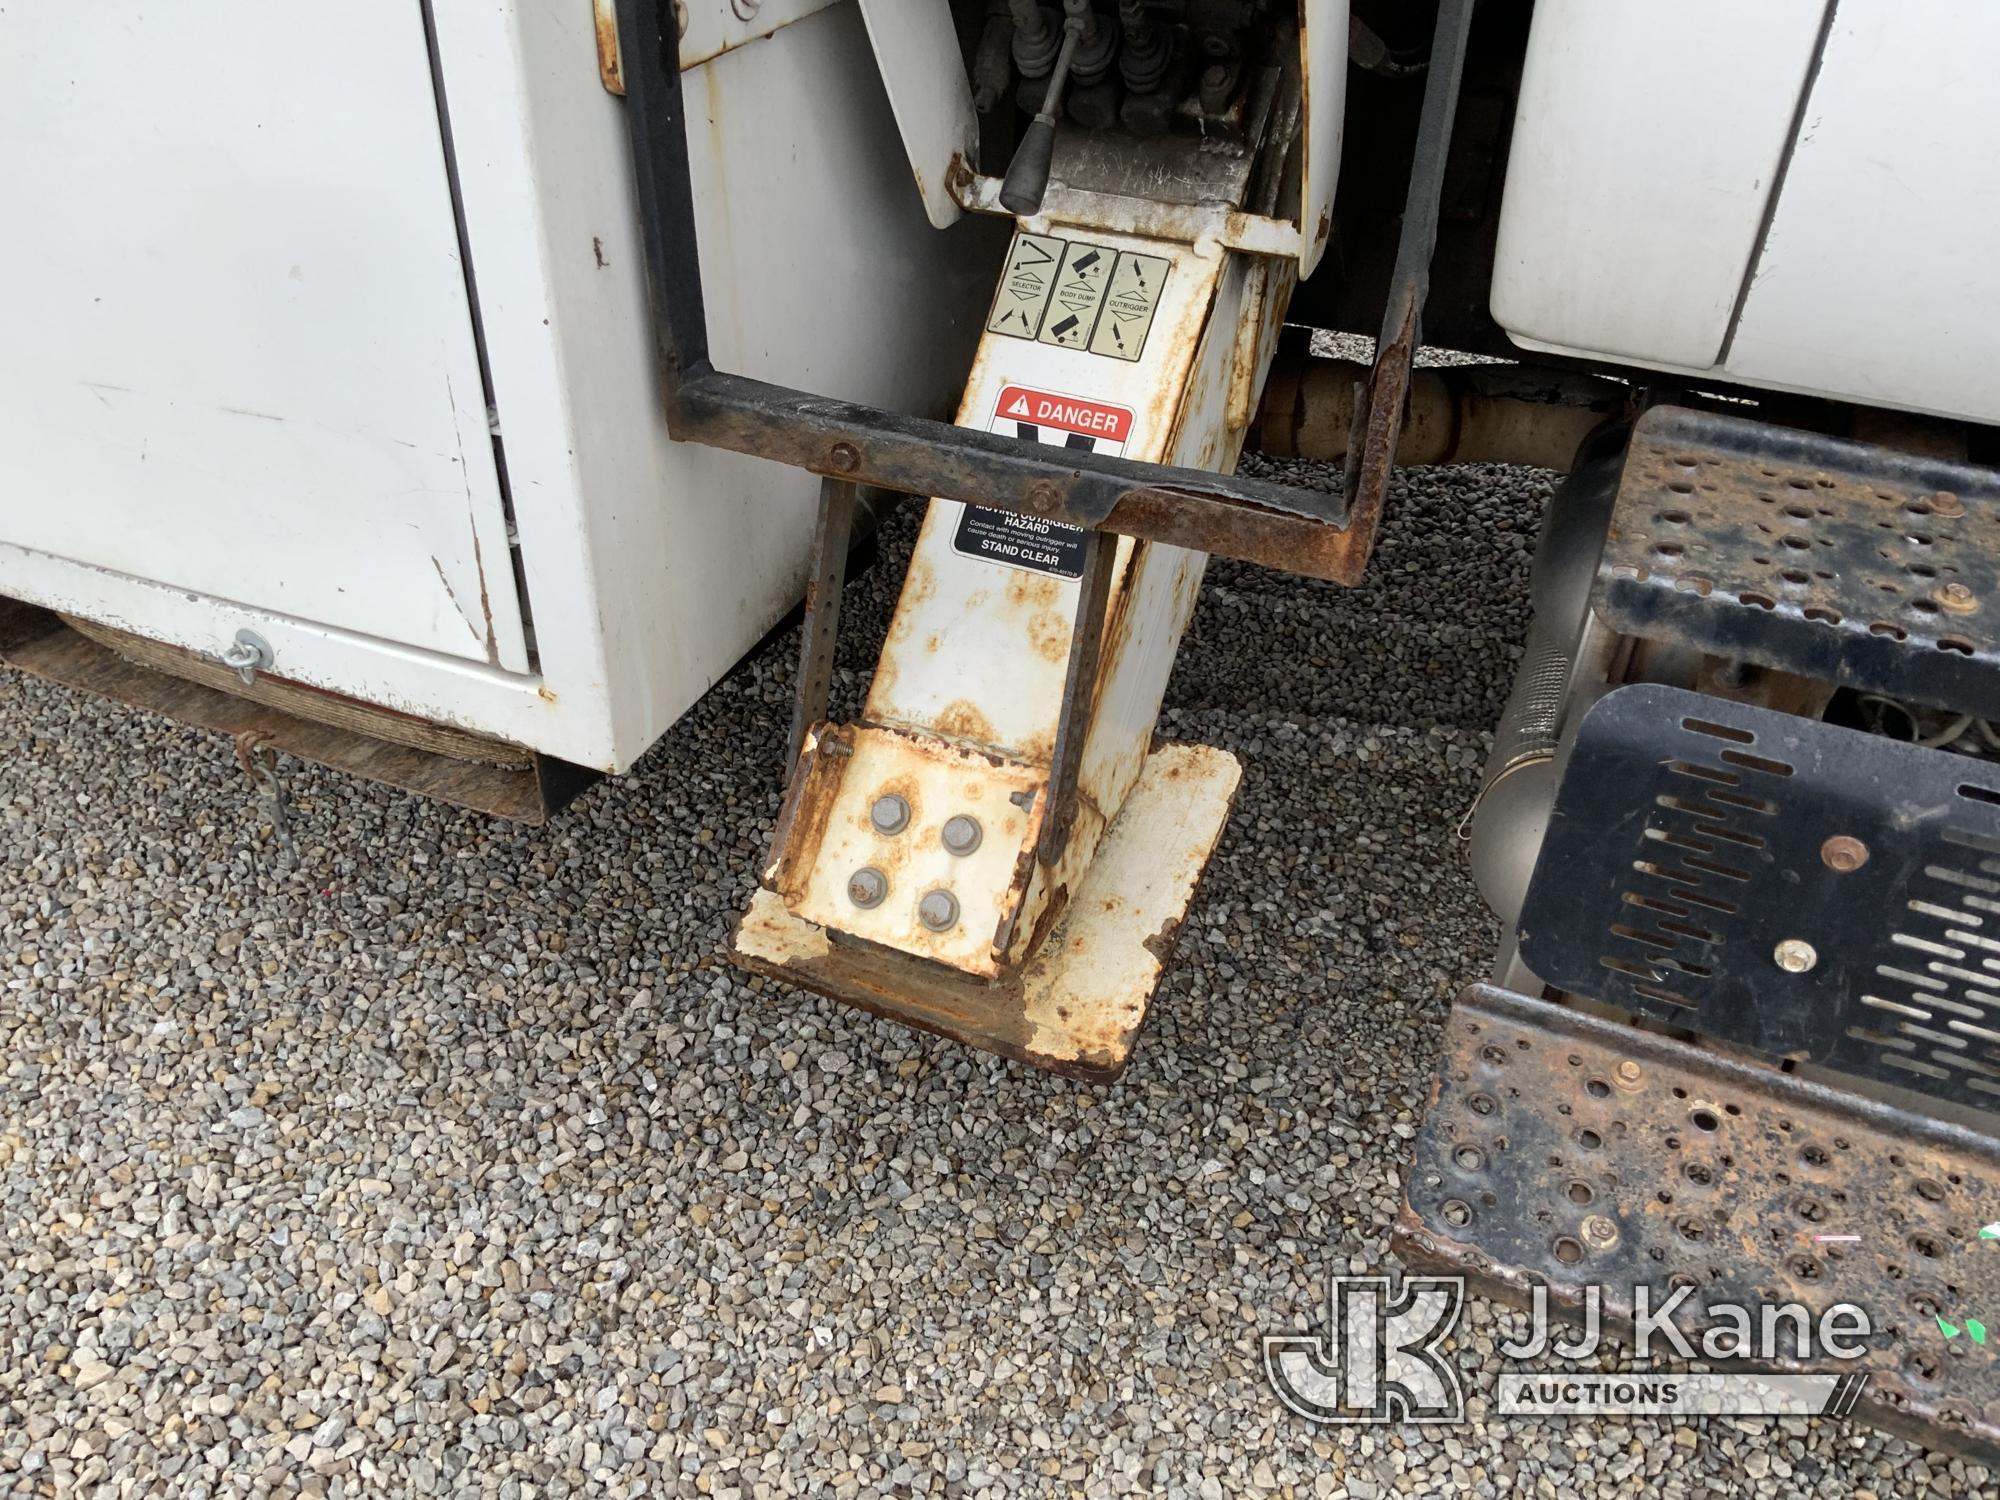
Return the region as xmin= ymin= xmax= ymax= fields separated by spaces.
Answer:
xmin=616 ymin=0 xmax=1368 ymax=583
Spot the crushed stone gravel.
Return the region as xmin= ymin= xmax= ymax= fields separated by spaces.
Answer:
xmin=1 ymin=453 xmax=1990 ymax=1499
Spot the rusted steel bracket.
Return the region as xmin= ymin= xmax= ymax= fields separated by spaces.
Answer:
xmin=735 ymin=742 xmax=1241 ymax=1081
xmin=787 ymin=478 xmax=856 ymax=771
xmin=617 ymin=0 xmax=1370 ymax=583
xmin=1036 ymin=529 xmax=1117 ymax=869
xmin=1338 ymin=0 xmax=1478 ymax=573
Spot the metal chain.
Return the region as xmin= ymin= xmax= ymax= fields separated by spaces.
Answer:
xmin=234 ymin=732 xmax=297 ymax=870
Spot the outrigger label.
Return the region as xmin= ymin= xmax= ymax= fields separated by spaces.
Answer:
xmin=952 ymin=386 xmax=1135 ymax=580
xmin=984 ymin=232 xmax=1169 ymax=361
xmin=1090 ymin=250 xmax=1169 ymax=361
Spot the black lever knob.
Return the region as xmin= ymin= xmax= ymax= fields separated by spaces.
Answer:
xmin=997 ymin=7 xmax=1084 ymax=215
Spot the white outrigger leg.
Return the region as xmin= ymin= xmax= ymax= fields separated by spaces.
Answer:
xmin=734 ymin=224 xmax=1294 ymax=1079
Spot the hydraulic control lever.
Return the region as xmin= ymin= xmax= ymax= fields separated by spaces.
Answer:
xmin=998 ymin=0 xmax=1099 ymax=214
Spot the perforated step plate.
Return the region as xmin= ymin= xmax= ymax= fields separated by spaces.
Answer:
xmin=1601 ymin=406 xmax=2000 ymax=719
xmin=1518 ymin=682 xmax=2000 ymax=1111
xmin=1395 ymin=986 xmax=2000 ymax=1459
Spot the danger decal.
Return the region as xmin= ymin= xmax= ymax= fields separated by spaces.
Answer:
xmin=951 ymin=386 xmax=1137 ymax=579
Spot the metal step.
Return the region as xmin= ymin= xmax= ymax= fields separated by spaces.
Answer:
xmin=1517 ymin=681 xmax=2000 ymax=1112
xmin=1395 ymin=984 xmax=2000 ymax=1460
xmin=1599 ymin=405 xmax=2000 ymax=719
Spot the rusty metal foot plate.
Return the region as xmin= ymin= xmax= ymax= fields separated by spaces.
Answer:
xmin=1600 ymin=405 xmax=2000 ymax=718
xmin=1395 ymin=984 xmax=2000 ymax=1459
xmin=731 ymin=742 xmax=1240 ymax=1081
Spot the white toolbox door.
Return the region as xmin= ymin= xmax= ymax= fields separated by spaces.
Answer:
xmin=0 ymin=2 xmax=529 ymax=673
xmin=1721 ymin=0 xmax=2000 ymax=425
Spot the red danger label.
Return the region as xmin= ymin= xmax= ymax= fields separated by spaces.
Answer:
xmin=992 ymin=385 xmax=1133 ymax=443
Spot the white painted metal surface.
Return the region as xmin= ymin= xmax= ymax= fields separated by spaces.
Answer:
xmin=1 ymin=1 xmax=997 ymax=772
xmin=857 ymin=0 xmax=976 ymax=228
xmin=1721 ymin=0 xmax=2000 ymax=423
xmin=1490 ymin=0 xmax=1824 ymax=371
xmin=867 ymin=233 xmax=1227 ymax=754
xmin=1297 ymin=0 xmax=1350 ymax=278
xmin=0 ymin=1 xmax=530 ymax=673
xmin=1493 ymin=0 xmax=2000 ymax=426
xmin=429 ymin=0 xmax=999 ymax=767
xmin=764 ymin=219 xmax=1288 ymax=981
xmin=677 ymin=0 xmax=844 ymax=70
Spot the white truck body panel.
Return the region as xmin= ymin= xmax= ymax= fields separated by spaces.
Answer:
xmin=0 ymin=0 xmax=996 ymax=771
xmin=1492 ymin=0 xmax=2000 ymax=426
xmin=0 ymin=1 xmax=530 ymax=675
xmin=857 ymin=0 xmax=978 ymax=228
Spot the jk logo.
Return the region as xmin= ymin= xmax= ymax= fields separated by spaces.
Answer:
xmin=1264 ymin=1275 xmax=1467 ymax=1424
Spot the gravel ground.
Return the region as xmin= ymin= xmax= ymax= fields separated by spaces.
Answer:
xmin=2 ymin=452 xmax=1992 ymax=1499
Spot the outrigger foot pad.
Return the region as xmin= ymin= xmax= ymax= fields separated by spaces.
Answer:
xmin=733 ymin=743 xmax=1239 ymax=1081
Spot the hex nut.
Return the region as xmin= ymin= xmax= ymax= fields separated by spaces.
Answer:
xmin=917 ymin=889 xmax=959 ymax=931
xmin=847 ymin=868 xmax=888 ymax=909
xmin=869 ymin=795 xmax=911 ymax=836
xmin=940 ymin=815 xmax=983 ymax=856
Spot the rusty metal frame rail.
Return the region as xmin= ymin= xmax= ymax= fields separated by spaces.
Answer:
xmin=1397 ymin=984 xmax=2000 ymax=1461
xmin=616 ymin=0 xmax=1374 ymax=583
xmin=787 ymin=478 xmax=856 ymax=771
xmin=1340 ymin=0 xmax=1478 ymax=569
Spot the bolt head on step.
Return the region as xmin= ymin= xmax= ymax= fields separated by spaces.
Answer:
xmin=1773 ymin=938 xmax=1818 ymax=974
xmin=917 ymin=889 xmax=960 ymax=931
xmin=941 ymin=815 xmax=983 ymax=856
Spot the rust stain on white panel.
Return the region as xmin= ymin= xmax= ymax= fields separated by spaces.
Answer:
xmin=1018 ymin=742 xmax=1240 ymax=1063
xmin=862 ymin=234 xmax=1227 ymax=754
